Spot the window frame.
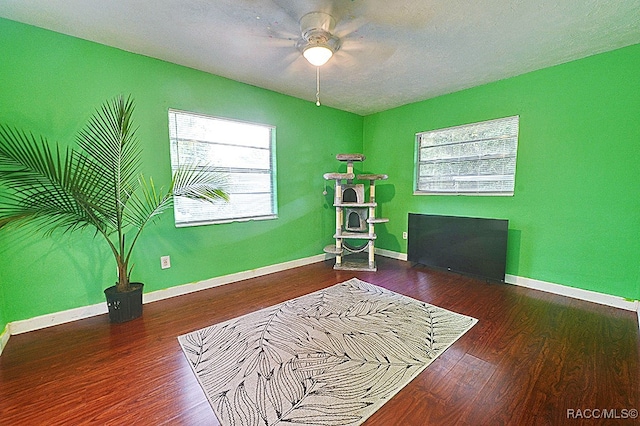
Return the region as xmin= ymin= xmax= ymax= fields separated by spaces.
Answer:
xmin=413 ymin=115 xmax=519 ymax=196
xmin=168 ymin=109 xmax=277 ymax=227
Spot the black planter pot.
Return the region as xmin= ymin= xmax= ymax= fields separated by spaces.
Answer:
xmin=104 ymin=283 xmax=144 ymax=323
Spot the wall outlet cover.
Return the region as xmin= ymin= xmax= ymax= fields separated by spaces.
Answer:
xmin=161 ymin=256 xmax=171 ymax=269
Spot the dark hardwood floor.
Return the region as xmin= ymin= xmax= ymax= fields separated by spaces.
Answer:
xmin=1 ymin=256 xmax=638 ymax=425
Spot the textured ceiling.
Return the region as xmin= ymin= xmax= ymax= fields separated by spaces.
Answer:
xmin=1 ymin=0 xmax=639 ymax=115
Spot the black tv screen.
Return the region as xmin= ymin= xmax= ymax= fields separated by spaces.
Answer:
xmin=407 ymin=213 xmax=508 ymax=282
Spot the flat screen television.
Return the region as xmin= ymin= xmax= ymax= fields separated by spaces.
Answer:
xmin=407 ymin=213 xmax=508 ymax=282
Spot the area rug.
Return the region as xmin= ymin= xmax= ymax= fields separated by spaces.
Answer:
xmin=178 ymin=278 xmax=477 ymax=426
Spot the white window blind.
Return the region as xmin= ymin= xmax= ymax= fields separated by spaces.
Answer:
xmin=168 ymin=110 xmax=277 ymax=226
xmin=414 ymin=115 xmax=519 ymax=195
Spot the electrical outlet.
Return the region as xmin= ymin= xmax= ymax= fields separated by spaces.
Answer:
xmin=402 ymin=232 xmax=408 ymax=240
xmin=160 ymin=255 xmax=171 ymax=269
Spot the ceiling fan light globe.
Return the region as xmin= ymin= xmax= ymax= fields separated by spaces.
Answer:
xmin=303 ymin=46 xmax=333 ymax=66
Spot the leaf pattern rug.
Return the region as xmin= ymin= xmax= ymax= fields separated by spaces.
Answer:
xmin=178 ymin=278 xmax=477 ymax=426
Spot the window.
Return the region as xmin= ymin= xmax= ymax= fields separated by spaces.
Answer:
xmin=414 ymin=115 xmax=519 ymax=196
xmin=168 ymin=110 xmax=276 ymax=226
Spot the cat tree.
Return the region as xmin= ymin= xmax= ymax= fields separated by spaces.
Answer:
xmin=323 ymin=154 xmax=388 ymax=271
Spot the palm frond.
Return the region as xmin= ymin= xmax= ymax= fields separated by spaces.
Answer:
xmin=0 ymin=95 xmax=229 ymax=293
xmin=173 ymin=164 xmax=230 ymax=203
xmin=76 ymin=95 xmax=141 ymax=219
xmin=123 ymin=164 xmax=228 ymax=244
xmin=124 ymin=175 xmax=174 ymax=230
xmin=0 ymin=124 xmax=105 ymax=233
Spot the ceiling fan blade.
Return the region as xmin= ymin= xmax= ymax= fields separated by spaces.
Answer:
xmin=331 ymin=39 xmax=397 ymax=71
xmin=333 ymin=16 xmax=369 ymax=40
xmin=253 ymin=33 xmax=296 ymax=49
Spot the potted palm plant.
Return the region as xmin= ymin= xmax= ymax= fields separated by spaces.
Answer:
xmin=0 ymin=95 xmax=228 ymax=322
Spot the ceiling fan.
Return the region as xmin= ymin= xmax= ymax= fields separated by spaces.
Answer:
xmin=257 ymin=6 xmax=395 ymax=107
xmin=293 ymin=11 xmax=342 ymax=106
xmin=296 ymin=12 xmax=341 ymax=67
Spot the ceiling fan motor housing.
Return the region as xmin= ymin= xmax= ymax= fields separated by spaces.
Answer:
xmin=296 ymin=11 xmax=341 ymax=54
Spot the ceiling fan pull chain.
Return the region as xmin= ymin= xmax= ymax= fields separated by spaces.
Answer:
xmin=316 ymin=66 xmax=321 ymax=106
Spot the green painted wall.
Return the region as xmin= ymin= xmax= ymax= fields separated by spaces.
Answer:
xmin=0 ymin=18 xmax=363 ymax=323
xmin=363 ymin=43 xmax=640 ymax=300
xmin=1 ymin=17 xmax=638 ymax=330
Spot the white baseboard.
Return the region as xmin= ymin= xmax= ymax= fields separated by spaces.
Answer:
xmin=5 ymin=250 xmax=639 ymax=345
xmin=9 ymin=302 xmax=108 ymax=336
xmin=375 ymin=248 xmax=408 ymax=261
xmin=7 ymin=253 xmax=331 ymax=337
xmin=143 ymin=253 xmax=330 ymax=304
xmin=376 ymin=249 xmax=639 ymax=328
xmin=0 ymin=324 xmax=10 ymax=356
xmin=505 ymin=274 xmax=639 ymax=313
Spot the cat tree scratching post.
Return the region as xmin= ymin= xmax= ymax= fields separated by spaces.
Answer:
xmin=323 ymin=154 xmax=388 ymax=271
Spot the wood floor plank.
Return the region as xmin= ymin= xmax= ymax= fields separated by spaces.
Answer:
xmin=1 ymin=256 xmax=638 ymax=425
